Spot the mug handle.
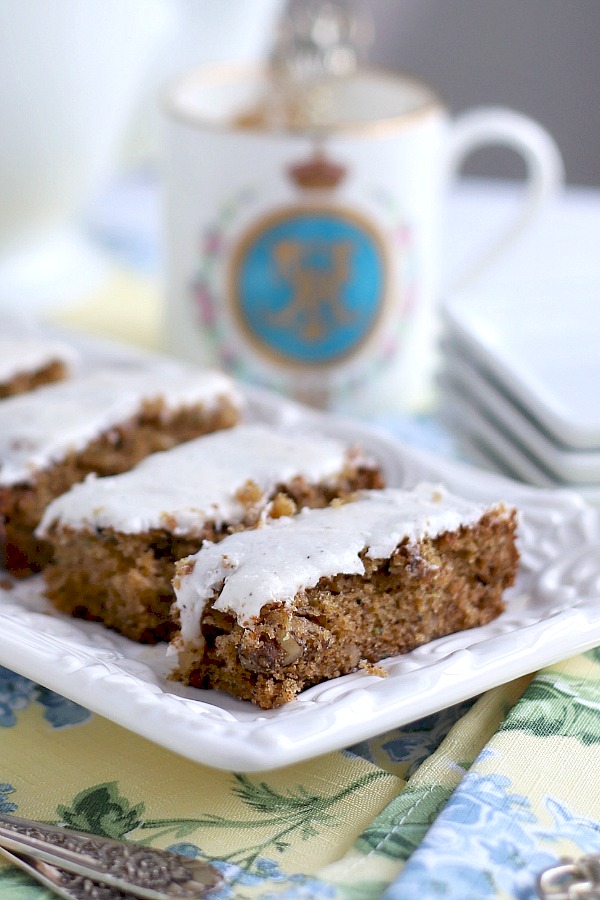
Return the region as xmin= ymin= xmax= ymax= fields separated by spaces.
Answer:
xmin=446 ymin=106 xmax=564 ymax=290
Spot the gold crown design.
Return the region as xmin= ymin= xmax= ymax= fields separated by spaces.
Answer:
xmin=288 ymin=152 xmax=346 ymax=190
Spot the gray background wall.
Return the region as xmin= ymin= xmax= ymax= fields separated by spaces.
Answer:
xmin=364 ymin=0 xmax=600 ymax=186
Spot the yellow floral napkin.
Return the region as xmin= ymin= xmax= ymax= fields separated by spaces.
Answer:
xmin=2 ymin=654 xmax=600 ymax=898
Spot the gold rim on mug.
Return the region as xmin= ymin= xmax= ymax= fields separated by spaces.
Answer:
xmin=163 ymin=62 xmax=444 ymax=137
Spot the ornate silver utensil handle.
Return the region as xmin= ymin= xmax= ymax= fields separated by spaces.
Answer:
xmin=537 ymin=854 xmax=600 ymax=899
xmin=0 ymin=813 xmax=221 ymax=899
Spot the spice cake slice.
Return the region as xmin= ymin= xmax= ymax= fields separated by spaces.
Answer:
xmin=169 ymin=483 xmax=519 ymax=708
xmin=38 ymin=423 xmax=383 ymax=642
xmin=0 ymin=364 xmax=241 ymax=576
xmin=0 ymin=336 xmax=78 ymax=397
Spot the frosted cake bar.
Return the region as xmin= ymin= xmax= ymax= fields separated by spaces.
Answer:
xmin=169 ymin=484 xmax=519 ymax=708
xmin=0 ymin=337 xmax=78 ymax=397
xmin=0 ymin=365 xmax=241 ymax=575
xmin=39 ymin=423 xmax=383 ymax=642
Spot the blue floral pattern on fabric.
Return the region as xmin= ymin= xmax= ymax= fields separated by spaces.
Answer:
xmin=383 ymin=768 xmax=600 ymax=900
xmin=169 ymin=844 xmax=336 ymax=900
xmin=0 ymin=669 xmax=35 ymax=727
xmin=348 ymin=698 xmax=476 ymax=776
xmin=0 ymin=783 xmax=17 ymax=814
xmin=0 ymin=666 xmax=91 ymax=728
xmin=380 ymin=700 xmax=477 ymax=775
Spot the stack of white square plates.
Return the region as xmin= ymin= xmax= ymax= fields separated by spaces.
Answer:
xmin=437 ymin=288 xmax=600 ymax=504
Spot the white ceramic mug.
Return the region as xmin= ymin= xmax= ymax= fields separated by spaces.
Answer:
xmin=162 ymin=65 xmax=563 ymax=414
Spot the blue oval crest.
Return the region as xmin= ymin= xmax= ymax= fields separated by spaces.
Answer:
xmin=231 ymin=207 xmax=387 ymax=366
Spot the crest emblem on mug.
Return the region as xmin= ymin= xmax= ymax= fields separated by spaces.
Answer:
xmin=229 ymin=152 xmax=388 ymax=369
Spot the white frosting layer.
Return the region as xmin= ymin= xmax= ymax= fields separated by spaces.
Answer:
xmin=0 ymin=337 xmax=78 ymax=382
xmin=172 ymin=484 xmax=508 ymax=641
xmin=0 ymin=365 xmax=240 ymax=485
xmin=37 ymin=424 xmax=363 ymax=536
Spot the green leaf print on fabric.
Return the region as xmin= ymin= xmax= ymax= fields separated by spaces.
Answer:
xmin=56 ymin=782 xmax=145 ymax=839
xmin=52 ymin=771 xmax=389 ymax=882
xmin=141 ymin=771 xmax=390 ymax=868
xmin=585 ymin=646 xmax=600 ymax=665
xmin=0 ymin=867 xmax=48 ymax=898
xmin=335 ymin=880 xmax=390 ymax=900
xmin=355 ymin=783 xmax=454 ymax=860
xmin=499 ymin=673 xmax=600 ymax=743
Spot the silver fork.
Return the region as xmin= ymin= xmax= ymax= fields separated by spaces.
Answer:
xmin=0 ymin=813 xmax=221 ymax=899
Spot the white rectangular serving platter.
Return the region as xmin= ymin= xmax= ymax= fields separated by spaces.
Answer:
xmin=440 ymin=342 xmax=600 ymax=484
xmin=2 ymin=326 xmax=600 ymax=771
xmin=443 ymin=288 xmax=600 ymax=450
xmin=438 ymin=375 xmax=600 ymax=506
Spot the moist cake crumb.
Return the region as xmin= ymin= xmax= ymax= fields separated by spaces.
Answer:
xmin=358 ymin=660 xmax=388 ymax=678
